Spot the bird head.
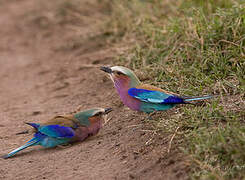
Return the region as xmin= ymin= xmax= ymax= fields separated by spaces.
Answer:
xmin=100 ymin=66 xmax=141 ymax=88
xmin=75 ymin=108 xmax=113 ymax=126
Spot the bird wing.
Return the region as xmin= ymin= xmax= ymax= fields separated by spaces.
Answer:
xmin=43 ymin=115 xmax=79 ymax=128
xmin=38 ymin=125 xmax=75 ymax=138
xmin=137 ymin=84 xmax=180 ymax=95
xmin=128 ymin=84 xmax=184 ymax=104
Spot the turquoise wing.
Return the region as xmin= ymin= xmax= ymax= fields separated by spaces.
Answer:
xmin=38 ymin=125 xmax=75 ymax=138
xmin=128 ymin=88 xmax=185 ymax=104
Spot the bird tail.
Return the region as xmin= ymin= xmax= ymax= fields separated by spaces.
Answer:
xmin=16 ymin=130 xmax=30 ymax=135
xmin=16 ymin=122 xmax=40 ymax=135
xmin=183 ymin=95 xmax=216 ymax=102
xmin=2 ymin=138 xmax=39 ymax=159
xmin=25 ymin=122 xmax=40 ymax=130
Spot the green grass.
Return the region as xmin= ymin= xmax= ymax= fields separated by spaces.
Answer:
xmin=104 ymin=0 xmax=245 ymax=179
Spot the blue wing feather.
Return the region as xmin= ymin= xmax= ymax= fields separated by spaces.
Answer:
xmin=38 ymin=125 xmax=75 ymax=138
xmin=128 ymin=88 xmax=185 ymax=104
xmin=2 ymin=124 xmax=75 ymax=158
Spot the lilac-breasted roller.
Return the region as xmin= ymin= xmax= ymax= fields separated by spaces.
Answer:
xmin=101 ymin=66 xmax=215 ymax=113
xmin=2 ymin=108 xmax=112 ymax=159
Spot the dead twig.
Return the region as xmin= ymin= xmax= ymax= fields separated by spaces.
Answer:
xmin=103 ymin=116 xmax=112 ymax=126
xmin=167 ymin=126 xmax=179 ymax=153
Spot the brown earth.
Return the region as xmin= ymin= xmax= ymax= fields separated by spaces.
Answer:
xmin=0 ymin=1 xmax=188 ymax=179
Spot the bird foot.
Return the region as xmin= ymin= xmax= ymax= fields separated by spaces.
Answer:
xmin=147 ymin=111 xmax=157 ymax=120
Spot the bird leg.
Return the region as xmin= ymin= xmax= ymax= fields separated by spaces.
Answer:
xmin=147 ymin=111 xmax=157 ymax=120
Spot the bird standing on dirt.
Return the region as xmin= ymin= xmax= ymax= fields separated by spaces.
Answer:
xmin=2 ymin=108 xmax=112 ymax=159
xmin=101 ymin=66 xmax=214 ymax=113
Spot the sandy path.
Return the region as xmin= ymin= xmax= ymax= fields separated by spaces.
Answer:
xmin=0 ymin=1 xmax=187 ymax=179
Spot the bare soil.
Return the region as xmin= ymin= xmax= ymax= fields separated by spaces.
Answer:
xmin=0 ymin=1 xmax=188 ymax=179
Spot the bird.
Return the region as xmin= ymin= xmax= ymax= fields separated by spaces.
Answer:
xmin=2 ymin=107 xmax=112 ymax=159
xmin=101 ymin=66 xmax=215 ymax=113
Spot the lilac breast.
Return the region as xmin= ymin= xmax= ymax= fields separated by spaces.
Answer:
xmin=115 ymin=81 xmax=141 ymax=111
xmin=73 ymin=121 xmax=102 ymax=142
xmin=74 ymin=126 xmax=89 ymax=142
xmin=87 ymin=121 xmax=102 ymax=135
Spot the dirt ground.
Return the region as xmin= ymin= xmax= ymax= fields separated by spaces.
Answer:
xmin=0 ymin=1 xmax=188 ymax=179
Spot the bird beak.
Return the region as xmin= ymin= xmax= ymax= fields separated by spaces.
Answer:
xmin=104 ymin=108 xmax=113 ymax=114
xmin=100 ymin=66 xmax=112 ymax=74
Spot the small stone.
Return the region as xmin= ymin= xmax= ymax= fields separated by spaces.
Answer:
xmin=32 ymin=111 xmax=41 ymax=116
xmin=129 ymin=174 xmax=135 ymax=179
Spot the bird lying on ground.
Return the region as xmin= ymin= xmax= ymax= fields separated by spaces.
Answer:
xmin=101 ymin=66 xmax=215 ymax=113
xmin=2 ymin=108 xmax=112 ymax=159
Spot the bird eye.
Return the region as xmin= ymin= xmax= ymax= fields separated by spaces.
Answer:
xmin=115 ymin=71 xmax=123 ymax=75
xmin=95 ymin=112 xmax=102 ymax=116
